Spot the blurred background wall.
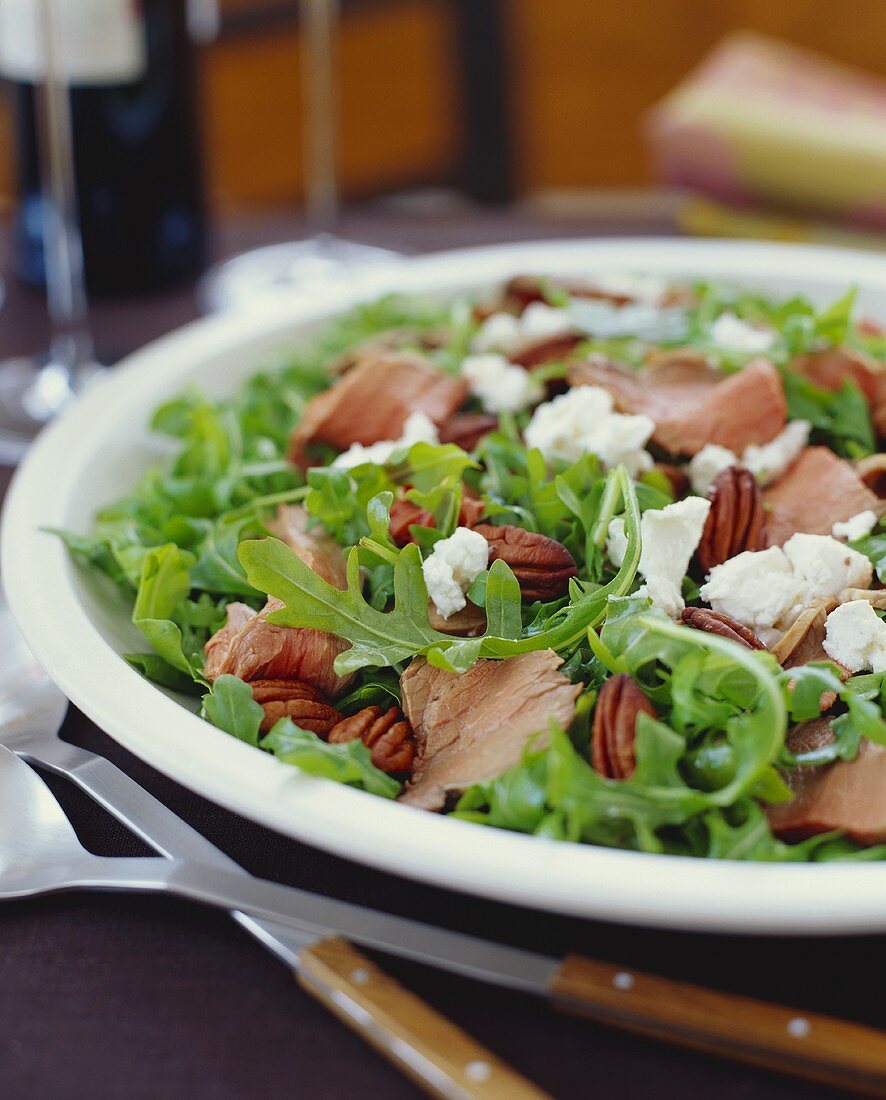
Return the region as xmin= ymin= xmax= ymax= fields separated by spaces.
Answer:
xmin=2 ymin=0 xmax=886 ymax=214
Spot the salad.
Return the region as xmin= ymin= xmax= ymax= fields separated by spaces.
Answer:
xmin=60 ymin=272 xmax=886 ymax=861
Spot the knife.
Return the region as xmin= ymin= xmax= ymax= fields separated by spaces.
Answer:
xmin=5 ymin=674 xmax=886 ymax=1097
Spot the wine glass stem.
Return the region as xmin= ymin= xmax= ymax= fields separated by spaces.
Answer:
xmin=300 ymin=0 xmax=340 ymax=234
xmin=35 ymin=0 xmax=96 ymax=377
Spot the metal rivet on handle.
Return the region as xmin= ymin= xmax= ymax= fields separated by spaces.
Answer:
xmin=787 ymin=1017 xmax=811 ymax=1038
xmin=350 ymin=968 xmax=370 ymax=985
xmin=612 ymin=971 xmax=635 ymax=991
xmin=466 ymin=1061 xmax=492 ymax=1082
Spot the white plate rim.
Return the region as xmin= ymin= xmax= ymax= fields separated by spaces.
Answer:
xmin=6 ymin=235 xmax=886 ymax=935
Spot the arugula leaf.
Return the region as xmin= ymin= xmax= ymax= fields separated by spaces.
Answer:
xmin=305 ymin=463 xmax=394 ymax=547
xmin=601 ymin=605 xmax=785 ymax=804
xmin=132 ymin=545 xmax=199 ymax=679
xmin=389 ymin=441 xmax=476 ymax=492
xmin=240 ymin=538 xmax=450 ymax=673
xmin=240 ymin=467 xmax=641 ymax=676
xmin=262 ymin=718 xmax=401 ymax=797
xmin=124 ymin=653 xmax=205 ymax=694
xmin=781 ymin=372 xmax=874 ymax=458
xmin=201 ymin=675 xmax=264 ymax=746
xmin=483 ymin=558 xmax=523 ymax=639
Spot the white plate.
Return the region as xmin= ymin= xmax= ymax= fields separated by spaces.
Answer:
xmin=6 ymin=237 xmax=886 ymax=935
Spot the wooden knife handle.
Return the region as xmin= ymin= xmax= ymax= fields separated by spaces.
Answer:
xmin=297 ymin=936 xmax=548 ymax=1100
xmin=549 ymin=954 xmax=886 ymax=1097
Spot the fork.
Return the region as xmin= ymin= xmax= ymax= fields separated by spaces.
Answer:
xmin=0 ymin=602 xmax=546 ymax=1099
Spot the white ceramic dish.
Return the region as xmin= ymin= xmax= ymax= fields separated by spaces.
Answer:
xmin=6 ymin=237 xmax=886 ymax=935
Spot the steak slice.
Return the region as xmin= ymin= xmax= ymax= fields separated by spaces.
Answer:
xmin=399 ymin=650 xmax=580 ymax=811
xmin=567 ymin=355 xmax=787 ymax=456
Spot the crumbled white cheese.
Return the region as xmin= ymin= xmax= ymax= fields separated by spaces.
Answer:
xmin=606 ymin=497 xmax=711 ymax=617
xmin=460 ymin=352 xmax=544 ymax=414
xmin=471 ymin=312 xmax=524 ymax=355
xmin=591 ymin=273 xmax=669 ymax=305
xmin=636 ymin=576 xmax=685 ymax=620
xmin=605 ymin=518 xmax=629 ymax=569
xmin=699 ymin=534 xmax=873 ymax=639
xmin=708 ymin=311 xmax=776 ymax=353
xmin=699 ymin=546 xmax=803 ymax=640
xmin=525 ymin=386 xmax=654 ymax=477
xmin=687 ymin=421 xmax=811 ymax=494
xmin=783 ymin=532 xmax=873 ymax=598
xmin=687 ymin=444 xmax=737 ymax=496
xmin=742 ymin=420 xmax=811 ymax=486
xmin=421 ymin=526 xmax=489 ymax=619
xmin=823 ymin=600 xmax=886 ymax=673
xmin=520 ymin=301 xmax=577 ymax=340
xmin=471 ymin=303 xmax=575 ymax=355
xmin=832 ymin=510 xmax=878 ymax=542
xmin=332 ymin=411 xmax=439 ymax=469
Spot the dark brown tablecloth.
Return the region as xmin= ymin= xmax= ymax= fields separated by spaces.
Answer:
xmin=0 ymin=206 xmax=877 ymax=1100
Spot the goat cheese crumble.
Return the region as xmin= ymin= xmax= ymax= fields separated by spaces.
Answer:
xmin=823 ymin=600 xmax=886 ymax=673
xmin=421 ymin=526 xmax=489 ymax=619
xmin=591 ymin=273 xmax=669 ymax=305
xmin=687 ymin=421 xmax=811 ymax=494
xmin=699 ymin=533 xmax=873 ymax=642
xmin=460 ymin=353 xmax=544 ymax=413
xmin=472 ymin=302 xmax=576 ymax=355
xmin=525 ymin=385 xmax=654 ymax=477
xmin=606 ymin=497 xmax=711 ymax=617
xmin=832 ymin=510 xmax=878 ymax=542
xmin=332 ymin=412 xmax=439 ymax=470
xmin=708 ymin=312 xmax=776 ymax=354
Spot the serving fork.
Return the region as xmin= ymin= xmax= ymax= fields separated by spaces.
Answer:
xmin=4 ymin=603 xmax=886 ymax=1098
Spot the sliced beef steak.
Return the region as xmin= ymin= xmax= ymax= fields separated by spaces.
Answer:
xmin=567 ymin=356 xmax=787 ymax=456
xmin=762 ymin=446 xmax=883 ymax=546
xmin=399 ymin=650 xmax=580 ymax=811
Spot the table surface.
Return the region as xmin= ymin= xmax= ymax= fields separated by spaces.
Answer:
xmin=0 ymin=205 xmax=879 ymax=1100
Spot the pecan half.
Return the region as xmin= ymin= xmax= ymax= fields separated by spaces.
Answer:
xmin=472 ymin=524 xmax=577 ymax=600
xmin=438 ymin=412 xmax=499 ymax=451
xmin=696 ymin=465 xmax=765 ymax=573
xmin=680 ymin=607 xmax=767 ymax=650
xmin=591 ymin=674 xmax=656 ymax=779
xmin=327 ymin=705 xmax=415 ymax=774
xmin=249 ymin=679 xmax=341 ymax=734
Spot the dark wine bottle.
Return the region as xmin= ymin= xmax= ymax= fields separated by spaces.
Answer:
xmin=2 ymin=0 xmax=207 ymax=295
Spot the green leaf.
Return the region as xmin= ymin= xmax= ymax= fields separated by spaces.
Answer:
xmin=132 ymin=544 xmax=197 ymax=678
xmin=781 ymin=371 xmax=874 ymax=457
xmin=262 ymin=718 xmax=401 ymax=797
xmin=124 ymin=653 xmax=204 ymax=695
xmin=389 ymin=441 xmax=476 ymax=492
xmin=602 ymin=606 xmax=786 ymax=804
xmin=240 ymin=538 xmax=448 ymax=674
xmin=483 ymin=558 xmax=522 ymax=639
xmin=240 ymin=467 xmax=642 ymax=675
xmin=201 ymin=675 xmax=264 ymax=746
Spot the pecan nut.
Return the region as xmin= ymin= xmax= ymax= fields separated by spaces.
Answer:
xmin=696 ymin=465 xmax=766 ymax=573
xmin=591 ymin=674 xmax=656 ymax=780
xmin=472 ymin=523 xmax=577 ymax=600
xmin=438 ymin=412 xmax=499 ymax=452
xmin=249 ymin=679 xmax=341 ymax=734
xmin=327 ymin=705 xmax=415 ymax=774
xmin=680 ymin=607 xmax=767 ymax=651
